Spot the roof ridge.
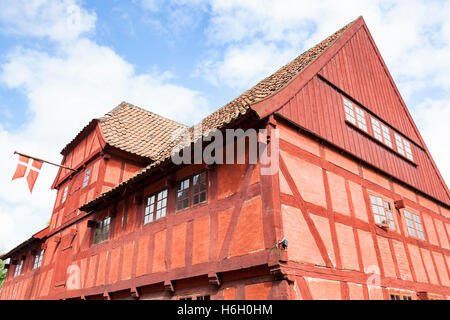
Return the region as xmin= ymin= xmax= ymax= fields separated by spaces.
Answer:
xmin=99 ymin=101 xmax=188 ymax=129
xmin=195 ymin=17 xmax=358 ymax=136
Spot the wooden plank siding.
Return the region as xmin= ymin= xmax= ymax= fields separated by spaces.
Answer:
xmin=277 ymin=24 xmax=449 ymax=206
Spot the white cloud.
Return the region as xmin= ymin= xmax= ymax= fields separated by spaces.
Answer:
xmin=412 ymin=98 xmax=450 ymax=185
xmin=194 ymin=41 xmax=297 ymax=89
xmin=140 ymin=0 xmax=163 ymax=12
xmin=0 ymin=0 xmax=96 ymax=42
xmin=0 ymin=0 xmax=210 ymax=251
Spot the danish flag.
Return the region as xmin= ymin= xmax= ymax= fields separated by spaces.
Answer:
xmin=12 ymin=155 xmax=44 ymax=193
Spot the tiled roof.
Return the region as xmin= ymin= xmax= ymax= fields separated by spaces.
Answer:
xmin=199 ymin=19 xmax=354 ymax=135
xmin=98 ymin=102 xmax=188 ymax=160
xmin=80 ymin=19 xmax=356 ymax=210
xmin=60 ymin=102 xmax=187 ymax=160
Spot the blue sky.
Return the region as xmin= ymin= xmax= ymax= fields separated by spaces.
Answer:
xmin=0 ymin=0 xmax=449 ymax=252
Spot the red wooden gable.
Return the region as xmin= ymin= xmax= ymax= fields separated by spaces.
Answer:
xmin=252 ymin=17 xmax=449 ymax=206
xmin=51 ymin=123 xmax=104 ymax=190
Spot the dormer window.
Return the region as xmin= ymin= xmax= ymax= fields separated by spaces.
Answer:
xmin=82 ymin=168 xmax=91 ymax=188
xmin=394 ymin=133 xmax=413 ymax=161
xmin=371 ymin=117 xmax=392 ymax=148
xmin=343 ymin=98 xmax=367 ymax=132
xmin=61 ymin=185 xmax=68 ymax=204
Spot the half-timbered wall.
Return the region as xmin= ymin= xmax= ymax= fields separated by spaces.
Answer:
xmin=277 ymin=120 xmax=450 ymax=300
xmin=0 ymin=151 xmax=283 ymax=300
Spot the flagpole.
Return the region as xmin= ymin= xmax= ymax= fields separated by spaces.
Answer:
xmin=14 ymin=151 xmax=77 ymax=172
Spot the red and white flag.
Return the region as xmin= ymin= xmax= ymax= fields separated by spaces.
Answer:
xmin=12 ymin=155 xmax=44 ymax=193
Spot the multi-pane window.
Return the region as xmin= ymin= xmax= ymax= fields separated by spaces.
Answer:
xmin=344 ymin=98 xmax=356 ymax=125
xmin=390 ymin=294 xmax=412 ymax=300
xmin=62 ymin=185 xmax=68 ymax=204
xmin=177 ymin=179 xmax=190 ymax=210
xmin=82 ymin=168 xmax=91 ymax=188
xmin=33 ymin=250 xmax=45 ymax=270
xmin=144 ymin=189 xmax=168 ymax=224
xmin=343 ymin=98 xmax=367 ymax=132
xmin=370 ymin=195 xmax=395 ymax=230
xmin=177 ymin=172 xmax=208 ymax=211
xmin=14 ymin=259 xmax=24 ymax=277
xmin=394 ymin=133 xmax=413 ymax=161
xmin=179 ymin=295 xmax=211 ymax=300
xmin=404 ymin=210 xmax=425 ymax=240
xmin=193 ymin=173 xmax=207 ymax=205
xmin=371 ymin=117 xmax=392 ymax=148
xmin=94 ymin=217 xmax=111 ymax=245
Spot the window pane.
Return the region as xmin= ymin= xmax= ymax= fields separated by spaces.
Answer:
xmin=82 ymin=168 xmax=91 ymax=188
xmin=193 ymin=172 xmax=207 ymax=205
xmin=62 ymin=186 xmax=68 ymax=203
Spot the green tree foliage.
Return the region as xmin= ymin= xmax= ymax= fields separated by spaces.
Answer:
xmin=0 ymin=259 xmax=6 ymax=291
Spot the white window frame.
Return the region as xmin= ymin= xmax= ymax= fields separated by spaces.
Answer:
xmin=394 ymin=133 xmax=413 ymax=160
xmin=62 ymin=185 xmax=68 ymax=204
xmin=144 ymin=189 xmax=168 ymax=225
xmin=369 ymin=195 xmax=395 ymax=230
xmin=14 ymin=259 xmax=24 ymax=277
xmin=404 ymin=210 xmax=425 ymax=240
xmin=33 ymin=250 xmax=45 ymax=270
xmin=371 ymin=117 xmax=392 ymax=148
xmin=82 ymin=168 xmax=92 ymax=188
xmin=343 ymin=98 xmax=367 ymax=132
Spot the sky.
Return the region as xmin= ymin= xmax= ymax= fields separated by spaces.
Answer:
xmin=0 ymin=0 xmax=449 ymax=253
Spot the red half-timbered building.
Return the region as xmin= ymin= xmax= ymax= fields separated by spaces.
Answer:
xmin=1 ymin=16 xmax=450 ymax=300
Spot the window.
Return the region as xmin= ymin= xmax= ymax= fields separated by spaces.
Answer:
xmin=14 ymin=259 xmax=24 ymax=277
xmin=394 ymin=133 xmax=413 ymax=161
xmin=179 ymin=295 xmax=210 ymax=300
xmin=370 ymin=195 xmax=395 ymax=230
xmin=33 ymin=250 xmax=45 ymax=270
xmin=404 ymin=210 xmax=425 ymax=240
xmin=371 ymin=117 xmax=392 ymax=148
xmin=177 ymin=179 xmax=190 ymax=210
xmin=193 ymin=173 xmax=208 ymax=205
xmin=82 ymin=168 xmax=91 ymax=188
xmin=144 ymin=189 xmax=168 ymax=224
xmin=94 ymin=217 xmax=111 ymax=245
xmin=344 ymin=98 xmax=367 ymax=132
xmin=390 ymin=294 xmax=412 ymax=300
xmin=177 ymin=172 xmax=208 ymax=211
xmin=62 ymin=185 xmax=68 ymax=204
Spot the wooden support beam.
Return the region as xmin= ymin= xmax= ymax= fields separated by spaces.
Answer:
xmin=164 ymin=280 xmax=175 ymax=293
xmin=130 ymin=287 xmax=140 ymax=299
xmin=208 ymin=273 xmax=221 ymax=287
